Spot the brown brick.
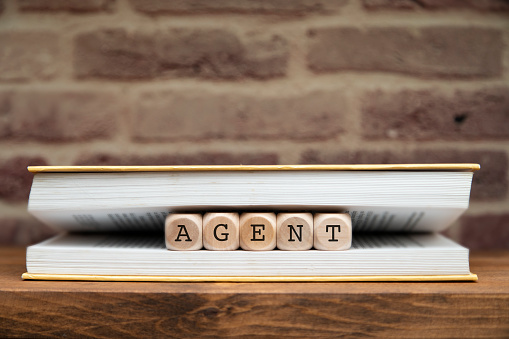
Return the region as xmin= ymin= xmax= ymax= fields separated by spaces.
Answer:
xmin=0 ymin=32 xmax=59 ymax=81
xmin=132 ymin=90 xmax=345 ymax=141
xmin=74 ymin=28 xmax=288 ymax=80
xmin=75 ymin=152 xmax=279 ymax=166
xmin=0 ymin=217 xmax=57 ymax=245
xmin=307 ymin=27 xmax=502 ymax=78
xmin=0 ymin=90 xmax=119 ymax=141
xmin=156 ymin=29 xmax=242 ymax=78
xmin=0 ymin=156 xmax=47 ymax=202
xmin=363 ymin=0 xmax=509 ymax=11
xmin=129 ymin=0 xmax=347 ymax=15
xmin=157 ymin=29 xmax=288 ymax=79
xmin=301 ymin=149 xmax=401 ymax=165
xmin=0 ymin=91 xmax=11 ymax=138
xmin=300 ymin=149 xmax=507 ymax=201
xmin=75 ymin=29 xmax=159 ymax=79
xmin=19 ymin=0 xmax=114 ymax=12
xmin=362 ymin=0 xmax=424 ymax=9
xmin=243 ymin=33 xmax=288 ymax=78
xmin=459 ymin=214 xmax=509 ymax=250
xmin=362 ymin=87 xmax=509 ymax=140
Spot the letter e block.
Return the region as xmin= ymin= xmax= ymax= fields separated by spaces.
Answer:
xmin=240 ymin=213 xmax=277 ymax=251
xmin=165 ymin=214 xmax=203 ymax=251
xmin=314 ymin=213 xmax=352 ymax=250
xmin=277 ymin=213 xmax=313 ymax=251
xmin=203 ymin=212 xmax=240 ymax=250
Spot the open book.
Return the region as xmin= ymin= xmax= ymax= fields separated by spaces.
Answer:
xmin=23 ymin=233 xmax=474 ymax=281
xmin=24 ymin=164 xmax=479 ymax=281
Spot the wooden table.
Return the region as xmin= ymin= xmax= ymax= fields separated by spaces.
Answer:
xmin=1 ymin=247 xmax=508 ymax=338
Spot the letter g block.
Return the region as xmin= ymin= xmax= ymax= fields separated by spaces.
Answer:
xmin=203 ymin=212 xmax=240 ymax=250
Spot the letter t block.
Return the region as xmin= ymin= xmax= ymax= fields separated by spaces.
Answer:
xmin=313 ymin=213 xmax=352 ymax=250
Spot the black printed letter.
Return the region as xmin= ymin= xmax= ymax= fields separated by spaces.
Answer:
xmin=175 ymin=225 xmax=192 ymax=242
xmin=251 ymin=224 xmax=265 ymax=241
xmin=326 ymin=225 xmax=341 ymax=242
xmin=214 ymin=224 xmax=229 ymax=241
xmin=287 ymin=224 xmax=303 ymax=242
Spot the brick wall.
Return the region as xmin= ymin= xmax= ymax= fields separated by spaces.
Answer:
xmin=0 ymin=0 xmax=508 ymax=249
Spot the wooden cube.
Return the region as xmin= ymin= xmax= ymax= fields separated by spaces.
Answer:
xmin=165 ymin=213 xmax=203 ymax=251
xmin=239 ymin=213 xmax=277 ymax=251
xmin=276 ymin=213 xmax=313 ymax=251
xmin=203 ymin=212 xmax=240 ymax=250
xmin=313 ymin=213 xmax=352 ymax=251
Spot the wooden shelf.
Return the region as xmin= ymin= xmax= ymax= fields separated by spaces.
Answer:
xmin=1 ymin=247 xmax=508 ymax=338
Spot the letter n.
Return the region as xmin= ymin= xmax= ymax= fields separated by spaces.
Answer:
xmin=288 ymin=224 xmax=303 ymax=242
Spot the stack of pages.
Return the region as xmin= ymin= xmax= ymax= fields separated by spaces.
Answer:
xmin=24 ymin=164 xmax=479 ymax=282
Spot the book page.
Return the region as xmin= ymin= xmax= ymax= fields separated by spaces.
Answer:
xmin=33 ymin=233 xmax=166 ymax=249
xmin=30 ymin=205 xmax=465 ymax=233
xmin=31 ymin=208 xmax=169 ymax=232
xmin=351 ymin=233 xmax=462 ymax=249
xmin=33 ymin=232 xmax=462 ymax=251
xmin=27 ymin=233 xmax=469 ymax=276
xmin=344 ymin=206 xmax=465 ymax=232
xmin=28 ymin=170 xmax=472 ymax=233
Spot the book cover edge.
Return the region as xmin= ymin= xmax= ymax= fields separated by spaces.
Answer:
xmin=21 ymin=272 xmax=478 ymax=282
xmin=27 ymin=164 xmax=481 ymax=173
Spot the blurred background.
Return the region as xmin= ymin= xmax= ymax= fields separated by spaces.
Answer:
xmin=0 ymin=0 xmax=507 ymax=248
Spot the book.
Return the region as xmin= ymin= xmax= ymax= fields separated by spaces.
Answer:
xmin=27 ymin=164 xmax=478 ymax=233
xmin=23 ymin=233 xmax=475 ymax=282
xmin=24 ymin=164 xmax=479 ymax=282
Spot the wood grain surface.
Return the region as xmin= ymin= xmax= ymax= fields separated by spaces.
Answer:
xmin=1 ymin=247 xmax=508 ymax=338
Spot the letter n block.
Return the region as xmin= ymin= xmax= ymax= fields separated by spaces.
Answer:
xmin=240 ymin=213 xmax=277 ymax=251
xmin=276 ymin=213 xmax=313 ymax=250
xmin=165 ymin=214 xmax=203 ymax=251
xmin=313 ymin=213 xmax=352 ymax=250
xmin=203 ymin=212 xmax=240 ymax=250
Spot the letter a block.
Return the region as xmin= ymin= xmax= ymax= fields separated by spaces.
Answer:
xmin=203 ymin=212 xmax=240 ymax=250
xmin=165 ymin=214 xmax=203 ymax=251
xmin=276 ymin=213 xmax=313 ymax=251
xmin=313 ymin=213 xmax=352 ymax=250
xmin=239 ymin=213 xmax=277 ymax=251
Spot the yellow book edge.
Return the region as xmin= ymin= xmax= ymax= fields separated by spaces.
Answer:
xmin=27 ymin=163 xmax=481 ymax=173
xmin=21 ymin=272 xmax=478 ymax=282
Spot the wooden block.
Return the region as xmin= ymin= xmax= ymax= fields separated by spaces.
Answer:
xmin=203 ymin=212 xmax=240 ymax=251
xmin=313 ymin=213 xmax=352 ymax=251
xmin=276 ymin=213 xmax=313 ymax=251
xmin=165 ymin=214 xmax=203 ymax=251
xmin=239 ymin=213 xmax=277 ymax=251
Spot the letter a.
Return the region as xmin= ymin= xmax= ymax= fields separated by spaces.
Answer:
xmin=175 ymin=224 xmax=192 ymax=242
